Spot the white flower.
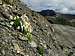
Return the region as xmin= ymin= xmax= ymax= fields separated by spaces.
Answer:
xmin=21 ymin=25 xmax=24 ymax=31
xmin=17 ymin=16 xmax=19 ymax=19
xmin=17 ymin=26 xmax=20 ymax=30
xmin=10 ymin=21 xmax=14 ymax=25
xmin=14 ymin=17 xmax=17 ymax=20
xmin=10 ymin=15 xmax=13 ymax=19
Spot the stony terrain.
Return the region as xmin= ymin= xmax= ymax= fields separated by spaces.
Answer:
xmin=0 ymin=0 xmax=75 ymax=56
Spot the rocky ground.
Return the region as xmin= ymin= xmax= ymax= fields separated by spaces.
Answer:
xmin=0 ymin=0 xmax=75 ymax=56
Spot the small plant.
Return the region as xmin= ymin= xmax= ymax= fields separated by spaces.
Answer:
xmin=37 ymin=46 xmax=44 ymax=56
xmin=11 ymin=16 xmax=32 ymax=42
xmin=12 ymin=16 xmax=21 ymax=30
xmin=26 ymin=32 xmax=32 ymax=42
xmin=22 ymin=26 xmax=32 ymax=42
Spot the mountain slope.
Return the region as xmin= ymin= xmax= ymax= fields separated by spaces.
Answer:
xmin=0 ymin=0 xmax=75 ymax=56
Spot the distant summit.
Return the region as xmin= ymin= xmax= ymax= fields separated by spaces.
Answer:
xmin=38 ymin=9 xmax=56 ymax=16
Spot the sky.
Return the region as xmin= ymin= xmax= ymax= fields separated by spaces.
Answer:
xmin=21 ymin=0 xmax=75 ymax=14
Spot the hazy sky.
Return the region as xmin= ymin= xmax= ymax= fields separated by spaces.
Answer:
xmin=21 ymin=0 xmax=75 ymax=14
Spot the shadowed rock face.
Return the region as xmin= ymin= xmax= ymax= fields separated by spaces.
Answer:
xmin=0 ymin=0 xmax=75 ymax=56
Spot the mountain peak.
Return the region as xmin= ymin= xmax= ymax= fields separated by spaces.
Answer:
xmin=38 ymin=9 xmax=56 ymax=16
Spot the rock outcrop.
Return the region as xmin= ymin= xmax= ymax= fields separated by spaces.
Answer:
xmin=0 ymin=0 xmax=75 ymax=56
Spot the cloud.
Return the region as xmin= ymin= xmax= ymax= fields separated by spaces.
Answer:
xmin=21 ymin=0 xmax=75 ymax=14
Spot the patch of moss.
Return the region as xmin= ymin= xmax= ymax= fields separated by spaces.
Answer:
xmin=37 ymin=46 xmax=44 ymax=56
